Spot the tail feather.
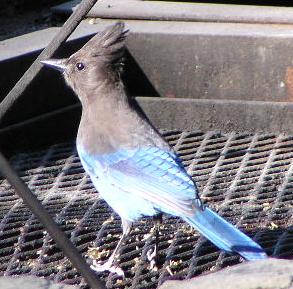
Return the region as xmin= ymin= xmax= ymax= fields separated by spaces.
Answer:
xmin=184 ymin=207 xmax=267 ymax=260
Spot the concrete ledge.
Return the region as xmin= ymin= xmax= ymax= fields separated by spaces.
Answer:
xmin=0 ymin=28 xmax=60 ymax=61
xmin=3 ymin=19 xmax=293 ymax=103
xmin=137 ymin=97 xmax=293 ymax=134
xmin=3 ymin=19 xmax=293 ymax=130
xmin=3 ymin=97 xmax=293 ymax=156
xmin=159 ymin=259 xmax=293 ymax=289
xmin=0 ymin=20 xmax=115 ymax=61
xmin=0 ymin=276 xmax=78 ymax=289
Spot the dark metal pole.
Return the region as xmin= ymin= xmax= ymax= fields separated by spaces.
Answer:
xmin=0 ymin=151 xmax=106 ymax=289
xmin=0 ymin=0 xmax=98 ymax=125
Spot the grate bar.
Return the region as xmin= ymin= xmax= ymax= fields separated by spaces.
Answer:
xmin=30 ymin=154 xmax=78 ymax=275
xmin=235 ymin=134 xmax=282 ymax=230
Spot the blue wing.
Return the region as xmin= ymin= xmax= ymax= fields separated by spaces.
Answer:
xmin=77 ymin=145 xmax=200 ymax=218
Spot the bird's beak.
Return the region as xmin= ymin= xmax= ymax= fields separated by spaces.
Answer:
xmin=41 ymin=58 xmax=66 ymax=73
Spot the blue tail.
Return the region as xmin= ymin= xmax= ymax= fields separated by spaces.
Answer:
xmin=183 ymin=207 xmax=267 ymax=260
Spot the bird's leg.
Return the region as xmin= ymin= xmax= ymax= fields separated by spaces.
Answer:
xmin=147 ymin=214 xmax=162 ymax=269
xmin=192 ymin=180 xmax=205 ymax=211
xmin=91 ymin=218 xmax=132 ymax=276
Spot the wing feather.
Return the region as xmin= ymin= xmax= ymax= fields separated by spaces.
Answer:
xmin=78 ymin=146 xmax=200 ymax=217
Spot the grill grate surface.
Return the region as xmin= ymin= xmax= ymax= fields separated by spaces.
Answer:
xmin=1 ymin=129 xmax=293 ymax=288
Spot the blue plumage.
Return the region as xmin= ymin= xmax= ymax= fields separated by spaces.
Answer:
xmin=78 ymin=144 xmax=267 ymax=261
xmin=184 ymin=209 xmax=267 ymax=260
xmin=41 ymin=22 xmax=268 ymax=275
xmin=77 ymin=145 xmax=198 ymax=221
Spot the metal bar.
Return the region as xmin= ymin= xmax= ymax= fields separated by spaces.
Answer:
xmin=0 ymin=0 xmax=98 ymax=125
xmin=90 ymin=1 xmax=293 ymax=24
xmin=0 ymin=151 xmax=106 ymax=289
xmin=53 ymin=0 xmax=293 ymax=25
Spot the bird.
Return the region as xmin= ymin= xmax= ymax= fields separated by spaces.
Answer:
xmin=41 ymin=22 xmax=268 ymax=275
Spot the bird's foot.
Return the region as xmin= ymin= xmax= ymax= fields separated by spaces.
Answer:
xmin=147 ymin=244 xmax=157 ymax=270
xmin=91 ymin=259 xmax=124 ymax=277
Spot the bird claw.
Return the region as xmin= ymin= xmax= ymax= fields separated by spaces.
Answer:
xmin=90 ymin=259 xmax=125 ymax=277
xmin=147 ymin=244 xmax=157 ymax=270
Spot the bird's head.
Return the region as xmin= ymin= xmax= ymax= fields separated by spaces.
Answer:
xmin=41 ymin=22 xmax=127 ymax=101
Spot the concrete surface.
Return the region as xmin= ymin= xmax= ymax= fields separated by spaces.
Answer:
xmin=0 ymin=276 xmax=78 ymax=289
xmin=137 ymin=97 xmax=293 ymax=134
xmin=159 ymin=259 xmax=293 ymax=289
xmin=4 ymin=19 xmax=293 ymax=102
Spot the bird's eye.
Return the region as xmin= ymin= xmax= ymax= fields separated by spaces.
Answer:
xmin=76 ymin=62 xmax=85 ymax=71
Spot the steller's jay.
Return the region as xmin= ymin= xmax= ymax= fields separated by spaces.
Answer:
xmin=41 ymin=22 xmax=267 ymax=275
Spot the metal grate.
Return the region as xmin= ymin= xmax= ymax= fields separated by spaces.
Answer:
xmin=1 ymin=129 xmax=293 ymax=288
